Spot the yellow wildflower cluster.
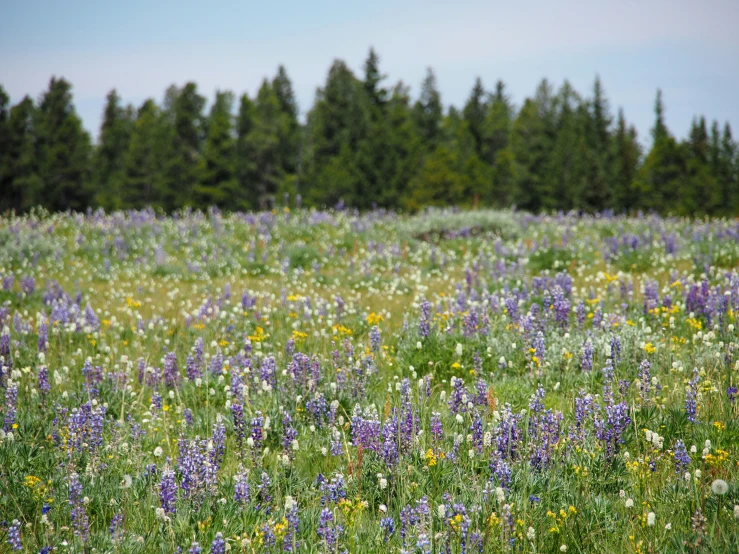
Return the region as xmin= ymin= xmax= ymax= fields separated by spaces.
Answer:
xmin=292 ymin=330 xmax=309 ymax=341
xmin=705 ymin=449 xmax=729 ymax=467
xmin=332 ymin=324 xmax=352 ymax=336
xmin=248 ymin=326 xmax=269 ymax=342
xmin=366 ymin=312 xmax=384 ymax=325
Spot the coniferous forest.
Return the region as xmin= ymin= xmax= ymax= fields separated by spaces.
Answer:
xmin=1 ymin=49 xmax=737 ymax=215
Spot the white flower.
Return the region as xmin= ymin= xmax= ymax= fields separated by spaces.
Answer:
xmin=495 ymin=487 xmax=505 ymax=503
xmin=527 ymin=526 xmax=536 ymax=540
xmin=560 ymin=545 xmax=567 ymax=552
xmin=416 ymin=341 xmax=422 ymax=350
xmin=379 ymin=478 xmax=388 ymax=490
xmin=455 ymin=414 xmax=464 ymax=424
xmin=284 ymin=496 xmax=296 ymax=510
xmin=665 ymin=523 xmax=672 ymax=530
xmin=437 ymin=504 xmax=446 ymax=518
xmin=321 ymin=447 xmax=328 ymax=456
xmin=455 ymin=343 xmax=463 ymax=357
xmin=379 ymin=504 xmax=387 ymax=513
xmin=619 ymin=490 xmax=625 ymax=498
xmin=153 ymin=446 xmax=163 ymax=457
xmin=625 ymin=498 xmax=634 ymax=508
xmin=711 ymin=479 xmax=729 ymax=495
xmin=734 ymin=505 xmax=739 ymax=519
xmin=291 ymin=439 xmax=299 ymax=451
xmin=647 ymin=512 xmax=655 ymax=526
xmin=246 ymin=437 xmax=255 ymax=448
xmin=121 ymin=474 xmax=132 ymax=489
xmin=695 ymin=469 xmax=701 ymax=479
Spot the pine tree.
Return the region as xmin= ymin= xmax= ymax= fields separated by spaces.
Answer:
xmin=481 ymin=80 xmax=513 ymax=166
xmin=2 ymin=96 xmax=43 ymax=212
xmin=462 ymin=77 xmax=487 ymax=159
xmin=305 ymin=60 xmax=369 ymax=206
xmin=581 ymin=76 xmax=614 ymax=211
xmin=235 ymin=93 xmax=257 ymax=209
xmin=272 ymin=65 xmax=300 ymax=178
xmin=94 ymin=89 xmax=134 ymax=209
xmin=611 ymin=109 xmax=641 ymax=213
xmin=0 ymin=86 xmax=11 ymax=211
xmin=160 ymin=82 xmax=206 ymax=211
xmin=634 ymin=90 xmax=686 ymax=213
xmin=510 ymin=80 xmax=555 ymax=212
xmin=35 ymin=77 xmax=93 ymax=211
xmin=194 ymin=91 xmax=238 ymax=208
xmin=244 ymin=80 xmax=284 ymax=209
xmin=122 ymin=99 xmax=166 ymax=208
xmin=413 ymin=68 xmax=443 ymax=152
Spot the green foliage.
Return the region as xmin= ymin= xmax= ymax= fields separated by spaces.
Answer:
xmin=1 ymin=57 xmax=738 ymax=216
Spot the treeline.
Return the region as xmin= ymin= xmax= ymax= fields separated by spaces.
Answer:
xmin=1 ymin=49 xmax=738 ymax=215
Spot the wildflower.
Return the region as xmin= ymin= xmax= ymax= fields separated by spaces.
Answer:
xmin=560 ymin=545 xmax=567 ymax=552
xmin=210 ymin=532 xmax=225 ymax=554
xmin=527 ymin=526 xmax=536 ymax=540
xmin=711 ymin=479 xmax=729 ymax=495
xmin=647 ymin=512 xmax=655 ymax=526
xmin=153 ymin=446 xmax=163 ymax=457
xmin=7 ymin=520 xmax=21 ymax=551
xmin=625 ymin=499 xmax=634 ymax=508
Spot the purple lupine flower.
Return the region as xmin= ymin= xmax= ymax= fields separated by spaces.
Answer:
xmin=110 ymin=512 xmax=124 ymax=541
xmin=159 ymin=465 xmax=177 ymax=515
xmin=674 ymin=440 xmax=691 ymax=473
xmin=36 ymin=365 xmax=50 ymax=396
xmin=419 ymin=298 xmax=431 ymax=338
xmin=575 ymin=300 xmax=586 ymax=328
xmin=37 ymin=321 xmax=48 ymax=352
xmin=370 ymin=325 xmax=381 ymax=352
xmin=463 ymin=308 xmax=478 ymax=337
xmin=430 ymin=412 xmax=443 ymax=442
xmin=610 ymin=335 xmax=621 ymax=368
xmin=189 ymin=542 xmax=202 ymax=554
xmin=684 ymin=367 xmax=700 ymax=423
xmin=284 ymin=504 xmax=300 ymax=552
xmin=209 ymin=352 xmax=223 ymax=376
xmin=281 ymin=412 xmax=298 ymax=456
xmin=163 ymin=352 xmax=180 ymax=388
xmin=602 ymin=359 xmax=614 ymax=406
xmin=448 ymin=377 xmax=467 ymax=415
xmin=380 ymin=517 xmax=395 ymax=542
xmin=231 ymin=403 xmax=245 ymax=446
xmin=638 ymin=359 xmax=651 ymax=406
xmin=69 ymin=472 xmax=89 ymax=541
xmin=317 ymin=508 xmax=341 ymax=547
xmin=581 ymin=339 xmax=593 ymax=372
xmin=210 ymin=533 xmax=225 ymax=554
xmin=533 ymin=332 xmax=545 ymax=365
xmin=234 ymin=465 xmax=250 ymax=505
xmin=7 ymin=520 xmax=21 ymax=551
xmin=305 ymin=392 xmax=328 ymax=427
xmin=257 ymin=471 xmax=272 ymax=511
xmin=728 ymin=386 xmax=738 ymax=403
xmin=3 ymin=382 xmax=18 ymax=432
xmin=250 ymin=412 xmax=264 ymax=453
xmin=595 ymin=402 xmax=631 ymax=459
xmin=471 ymin=411 xmax=484 ymax=453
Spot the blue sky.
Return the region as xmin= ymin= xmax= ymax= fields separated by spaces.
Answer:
xmin=2 ymin=0 xmax=737 ymax=144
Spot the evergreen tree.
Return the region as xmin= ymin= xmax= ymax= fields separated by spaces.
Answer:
xmin=305 ymin=60 xmax=369 ymax=206
xmin=194 ymin=91 xmax=238 ymax=208
xmin=413 ymin=68 xmax=443 ymax=152
xmin=272 ymin=65 xmax=300 ymax=177
xmin=634 ymin=90 xmax=686 ymax=213
xmin=235 ymin=93 xmax=257 ymax=209
xmin=510 ymin=80 xmax=555 ymax=212
xmin=94 ymin=89 xmax=134 ymax=209
xmin=581 ymin=76 xmax=614 ymax=211
xmin=244 ymin=80 xmax=284 ymax=209
xmin=462 ymin=77 xmax=487 ymax=159
xmin=0 ymin=86 xmax=11 ymax=211
xmin=122 ymin=99 xmax=166 ymax=208
xmin=160 ymin=82 xmax=206 ymax=211
xmin=34 ymin=77 xmax=93 ymax=211
xmin=481 ymin=80 xmax=513 ymax=166
xmin=3 ymin=96 xmax=43 ymax=212
xmin=611 ymin=109 xmax=641 ymax=212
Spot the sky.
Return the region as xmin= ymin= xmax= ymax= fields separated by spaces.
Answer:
xmin=2 ymin=0 xmax=738 ymax=145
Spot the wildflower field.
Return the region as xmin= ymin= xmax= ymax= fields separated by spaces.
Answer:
xmin=2 ymin=207 xmax=739 ymax=554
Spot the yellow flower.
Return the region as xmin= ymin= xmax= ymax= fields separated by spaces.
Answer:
xmin=425 ymin=448 xmax=438 ymax=467
xmin=451 ymin=362 xmax=461 ymax=370
xmin=643 ymin=343 xmax=656 ymax=354
xmin=366 ymin=312 xmax=384 ymax=325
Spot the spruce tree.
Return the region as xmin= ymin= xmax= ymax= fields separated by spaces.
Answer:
xmin=95 ymin=89 xmax=134 ymax=209
xmin=35 ymin=77 xmax=93 ymax=211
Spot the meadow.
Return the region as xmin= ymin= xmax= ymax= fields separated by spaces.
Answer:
xmin=1 ymin=207 xmax=738 ymax=553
